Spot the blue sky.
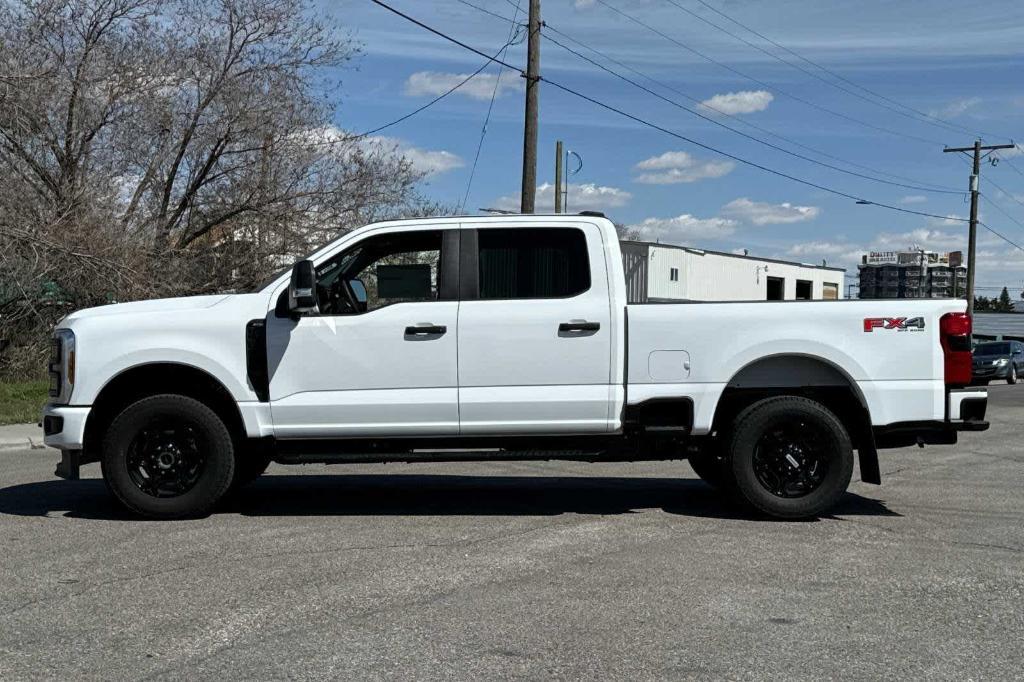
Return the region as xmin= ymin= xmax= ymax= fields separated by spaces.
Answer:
xmin=325 ymin=0 xmax=1024 ymax=292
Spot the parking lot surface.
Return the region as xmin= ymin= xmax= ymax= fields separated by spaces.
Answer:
xmin=1 ymin=387 xmax=1022 ymax=680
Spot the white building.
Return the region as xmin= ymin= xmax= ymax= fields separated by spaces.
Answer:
xmin=620 ymin=241 xmax=845 ymax=303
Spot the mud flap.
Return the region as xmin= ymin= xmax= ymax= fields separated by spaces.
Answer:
xmin=54 ymin=450 xmax=81 ymax=481
xmin=857 ymin=443 xmax=881 ymax=485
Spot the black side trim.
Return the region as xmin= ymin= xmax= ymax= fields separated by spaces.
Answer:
xmin=624 ymin=397 xmax=694 ymax=432
xmin=459 ymin=228 xmax=479 ymax=301
xmin=246 ymin=319 xmax=270 ymax=402
xmin=440 ymin=229 xmax=460 ymax=301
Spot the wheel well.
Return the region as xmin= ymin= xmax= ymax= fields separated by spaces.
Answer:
xmin=712 ymin=355 xmax=872 ymax=449
xmin=83 ymin=363 xmax=246 ymax=460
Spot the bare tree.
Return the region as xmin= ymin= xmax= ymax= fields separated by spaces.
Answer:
xmin=0 ymin=0 xmax=434 ymax=378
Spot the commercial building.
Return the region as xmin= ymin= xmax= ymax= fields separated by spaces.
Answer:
xmin=620 ymin=241 xmax=845 ymax=303
xmin=857 ymin=249 xmax=966 ymax=299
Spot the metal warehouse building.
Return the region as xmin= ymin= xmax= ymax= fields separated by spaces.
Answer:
xmin=620 ymin=241 xmax=845 ymax=303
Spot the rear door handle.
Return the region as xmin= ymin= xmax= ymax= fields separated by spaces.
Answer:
xmin=559 ymin=321 xmax=600 ymax=333
xmin=405 ymin=324 xmax=447 ymax=336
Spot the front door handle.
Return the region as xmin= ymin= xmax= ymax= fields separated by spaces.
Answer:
xmin=405 ymin=324 xmax=447 ymax=336
xmin=559 ymin=321 xmax=600 ymax=333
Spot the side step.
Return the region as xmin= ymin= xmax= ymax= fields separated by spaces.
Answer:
xmin=274 ymin=448 xmax=604 ymax=465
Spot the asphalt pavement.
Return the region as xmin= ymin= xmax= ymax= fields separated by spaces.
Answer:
xmin=0 ymin=386 xmax=1022 ymax=680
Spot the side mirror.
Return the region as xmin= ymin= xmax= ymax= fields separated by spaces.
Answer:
xmin=288 ymin=260 xmax=319 ymax=316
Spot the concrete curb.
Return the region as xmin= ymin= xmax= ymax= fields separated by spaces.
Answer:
xmin=0 ymin=423 xmax=45 ymax=451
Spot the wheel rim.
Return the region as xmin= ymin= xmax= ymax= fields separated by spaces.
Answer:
xmin=125 ymin=418 xmax=207 ymax=498
xmin=752 ymin=419 xmax=830 ymax=498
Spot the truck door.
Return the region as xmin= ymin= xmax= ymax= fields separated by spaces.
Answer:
xmin=266 ymin=228 xmax=459 ymax=438
xmin=456 ymin=224 xmax=614 ymax=434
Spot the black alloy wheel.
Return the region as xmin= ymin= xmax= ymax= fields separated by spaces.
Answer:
xmin=728 ymin=396 xmax=853 ymax=519
xmin=102 ymin=394 xmax=235 ymax=519
xmin=751 ymin=420 xmax=830 ymax=499
xmin=125 ymin=419 xmax=207 ymax=498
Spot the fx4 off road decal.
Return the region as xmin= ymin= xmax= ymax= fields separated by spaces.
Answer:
xmin=863 ymin=317 xmax=926 ymax=332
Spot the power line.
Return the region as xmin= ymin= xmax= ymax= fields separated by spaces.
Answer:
xmin=372 ymin=0 xmax=1024 ymax=261
xmin=986 ymin=174 xmax=1024 ymax=211
xmin=368 ymin=0 xmax=974 ymax=223
xmin=461 ymin=2 xmax=525 ymax=211
xmin=590 ymin=0 xmax=945 ymax=147
xmin=540 ymin=22 xmax=961 ymax=194
xmin=686 ymin=0 xmax=1014 ymax=142
xmin=981 ymin=193 xmax=1024 ymax=236
xmin=453 ymin=0 xmax=520 ymax=23
xmin=543 ymin=28 xmax=964 ymax=196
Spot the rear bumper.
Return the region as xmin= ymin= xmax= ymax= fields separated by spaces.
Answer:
xmin=874 ymin=388 xmax=988 ymax=449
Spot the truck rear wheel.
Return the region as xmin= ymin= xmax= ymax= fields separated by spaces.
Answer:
xmin=728 ymin=396 xmax=853 ymax=519
xmin=100 ymin=394 xmax=235 ymax=519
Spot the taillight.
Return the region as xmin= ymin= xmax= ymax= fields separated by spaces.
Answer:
xmin=940 ymin=312 xmax=972 ymax=387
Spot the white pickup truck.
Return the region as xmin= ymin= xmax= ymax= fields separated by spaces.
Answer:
xmin=42 ymin=214 xmax=988 ymax=519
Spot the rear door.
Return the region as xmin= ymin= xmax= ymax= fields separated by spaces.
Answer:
xmin=456 ymin=223 xmax=613 ymax=434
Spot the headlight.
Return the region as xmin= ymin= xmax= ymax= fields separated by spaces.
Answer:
xmin=48 ymin=329 xmax=76 ymax=404
xmin=995 ymin=358 xmax=1009 ymax=367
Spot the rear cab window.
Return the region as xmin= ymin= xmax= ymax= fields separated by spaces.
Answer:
xmin=477 ymin=227 xmax=591 ymax=299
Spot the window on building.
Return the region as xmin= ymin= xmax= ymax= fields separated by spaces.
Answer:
xmin=796 ymin=279 xmax=813 ymax=300
xmin=766 ymin=276 xmax=785 ymax=301
xmin=823 ymin=282 xmax=839 ymax=300
xmin=478 ymin=228 xmax=591 ymax=299
xmin=669 ymin=267 xmax=679 ymax=282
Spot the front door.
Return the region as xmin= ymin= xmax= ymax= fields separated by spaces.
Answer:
xmin=266 ymin=228 xmax=459 ymax=438
xmin=456 ymin=224 xmax=614 ymax=434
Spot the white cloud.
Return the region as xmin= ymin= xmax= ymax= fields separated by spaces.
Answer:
xmin=362 ymin=136 xmax=463 ymax=177
xmin=492 ymin=182 xmax=632 ymax=213
xmin=871 ymin=228 xmax=965 ymax=252
xmin=721 ymin=198 xmax=820 ymax=225
xmin=633 ymin=151 xmax=734 ymax=184
xmin=404 ymin=71 xmax=523 ymax=101
xmin=700 ymin=90 xmax=773 ymax=115
xmin=899 ymin=195 xmax=927 ymax=204
xmin=574 ymin=0 xmax=596 ymax=7
xmin=626 ymin=214 xmax=739 ymax=243
xmin=929 ymin=97 xmax=981 ymax=119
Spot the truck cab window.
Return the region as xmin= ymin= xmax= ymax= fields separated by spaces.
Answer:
xmin=316 ymin=230 xmax=443 ymax=314
xmin=478 ymin=228 xmax=590 ymax=299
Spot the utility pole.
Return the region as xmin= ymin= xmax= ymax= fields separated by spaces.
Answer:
xmin=520 ymin=0 xmax=540 ymax=214
xmin=554 ymin=139 xmax=563 ymax=213
xmin=944 ymin=140 xmax=1015 ymax=316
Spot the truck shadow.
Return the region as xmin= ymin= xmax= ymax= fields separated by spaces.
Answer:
xmin=0 ymin=474 xmax=900 ymax=522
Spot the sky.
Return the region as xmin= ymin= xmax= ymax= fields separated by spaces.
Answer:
xmin=323 ymin=0 xmax=1024 ymax=294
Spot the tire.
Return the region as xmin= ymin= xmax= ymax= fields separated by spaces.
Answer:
xmin=728 ymin=396 xmax=853 ymax=519
xmin=101 ymin=394 xmax=235 ymax=519
xmin=1008 ymin=366 xmax=1017 ymax=385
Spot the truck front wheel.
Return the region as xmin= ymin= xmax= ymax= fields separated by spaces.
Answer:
xmin=728 ymin=396 xmax=853 ymax=519
xmin=100 ymin=395 xmax=235 ymax=519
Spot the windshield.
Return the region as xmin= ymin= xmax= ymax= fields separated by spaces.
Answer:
xmin=974 ymin=342 xmax=1010 ymax=355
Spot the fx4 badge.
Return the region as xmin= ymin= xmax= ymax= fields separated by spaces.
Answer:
xmin=863 ymin=317 xmax=926 ymax=332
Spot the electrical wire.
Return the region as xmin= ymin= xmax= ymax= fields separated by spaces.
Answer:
xmin=461 ymin=2 xmax=525 ymax=212
xmin=590 ymin=0 xmax=945 ymax=147
xmin=688 ymin=0 xmax=1016 ymax=142
xmin=543 ymin=29 xmax=964 ymax=196
xmin=541 ymin=22 xmax=961 ymax=193
xmin=367 ymin=0 xmax=969 ymax=224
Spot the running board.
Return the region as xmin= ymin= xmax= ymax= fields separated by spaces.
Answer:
xmin=274 ymin=448 xmax=606 ymax=465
